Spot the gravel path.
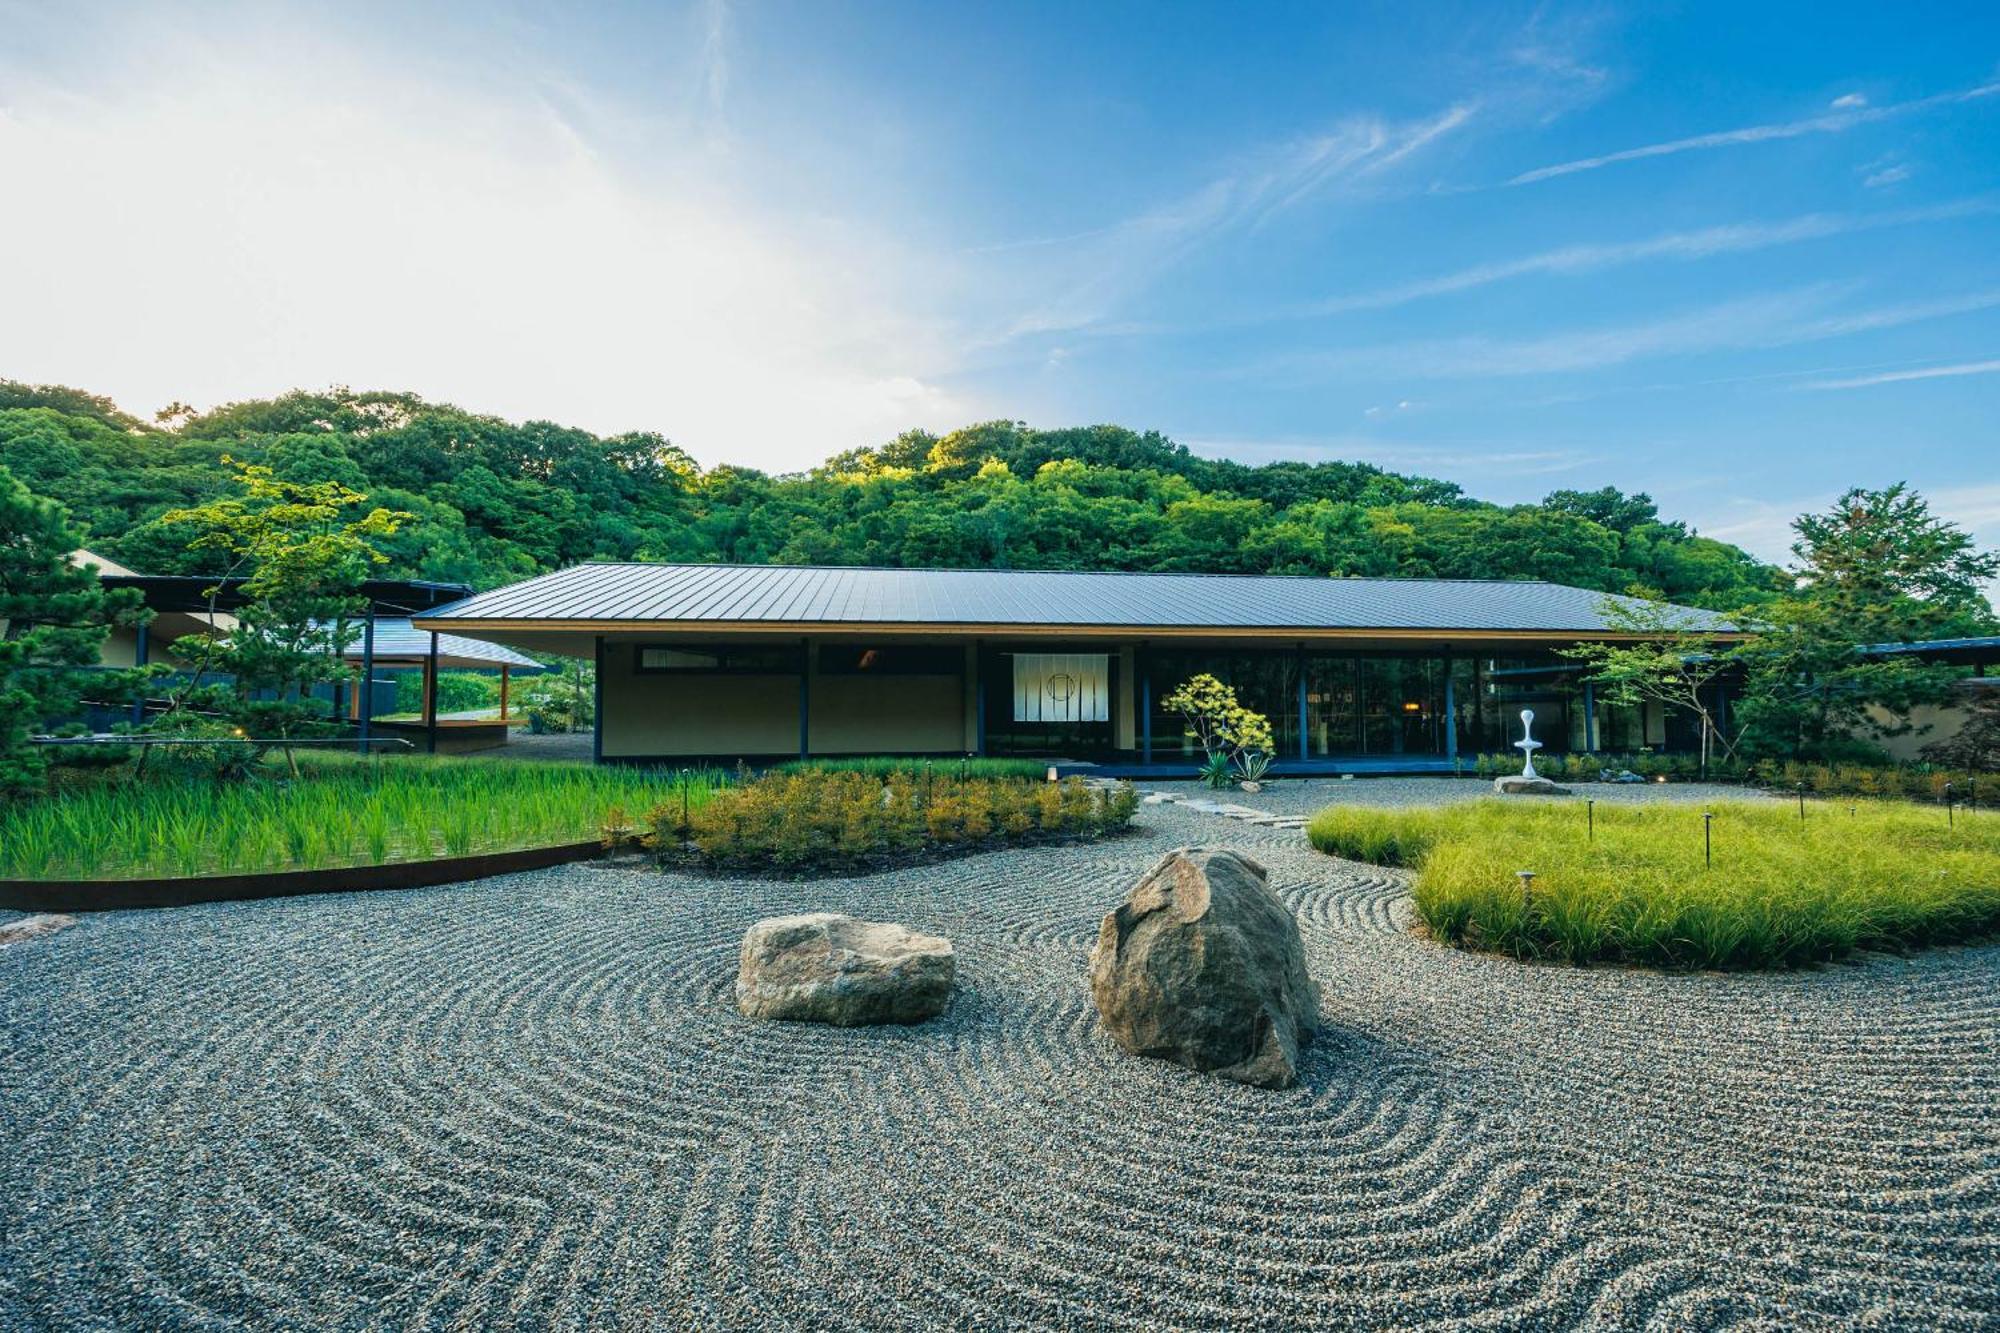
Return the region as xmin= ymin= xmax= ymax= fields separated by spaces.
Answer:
xmin=3 ymin=800 xmax=1994 ymax=1330
xmin=1148 ymin=775 xmax=1779 ymax=817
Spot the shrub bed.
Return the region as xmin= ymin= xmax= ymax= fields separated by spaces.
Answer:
xmin=652 ymin=770 xmax=1138 ymax=874
xmin=1307 ymin=798 xmax=2000 ymax=970
xmin=768 ymin=756 xmax=1050 ymax=781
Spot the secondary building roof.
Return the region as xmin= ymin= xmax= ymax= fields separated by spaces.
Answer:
xmin=415 ymin=562 xmax=1732 ymax=637
xmin=334 ymin=619 xmax=543 ymax=672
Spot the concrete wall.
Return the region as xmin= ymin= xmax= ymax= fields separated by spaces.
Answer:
xmin=1866 ymin=698 xmax=1974 ymax=763
xmin=599 ymin=642 xmax=800 ymax=758
xmin=599 ymin=639 xmax=969 ymax=759
xmin=809 ymin=670 xmax=964 ymax=753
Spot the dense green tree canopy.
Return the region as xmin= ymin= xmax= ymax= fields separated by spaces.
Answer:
xmin=1 ymin=379 xmax=1782 ymax=608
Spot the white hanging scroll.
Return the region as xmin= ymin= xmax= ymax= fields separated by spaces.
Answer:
xmin=1012 ymin=653 xmax=1109 ymax=723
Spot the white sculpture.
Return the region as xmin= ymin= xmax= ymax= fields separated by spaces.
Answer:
xmin=1514 ymin=709 xmax=1542 ymax=780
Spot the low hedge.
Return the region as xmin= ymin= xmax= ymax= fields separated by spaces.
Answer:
xmin=651 ymin=769 xmax=1138 ymax=873
xmin=768 ymin=756 xmax=1050 ymax=781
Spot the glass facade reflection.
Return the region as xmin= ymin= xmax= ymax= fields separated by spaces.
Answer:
xmin=1142 ymin=649 xmax=1679 ymax=760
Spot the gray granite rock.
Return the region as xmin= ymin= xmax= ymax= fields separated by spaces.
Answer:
xmin=736 ymin=913 xmax=954 ymax=1026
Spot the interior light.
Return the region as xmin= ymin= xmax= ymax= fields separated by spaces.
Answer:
xmin=1402 ymin=701 xmax=1422 ymax=713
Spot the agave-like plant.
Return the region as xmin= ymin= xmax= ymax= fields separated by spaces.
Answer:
xmin=1234 ymin=749 xmax=1273 ymax=784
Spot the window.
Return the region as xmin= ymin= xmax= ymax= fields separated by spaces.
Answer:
xmin=635 ymin=644 xmax=800 ymax=674
xmin=818 ymin=645 xmax=963 ymax=676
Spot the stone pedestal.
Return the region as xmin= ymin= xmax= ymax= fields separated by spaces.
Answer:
xmin=1493 ymin=775 xmax=1571 ymax=796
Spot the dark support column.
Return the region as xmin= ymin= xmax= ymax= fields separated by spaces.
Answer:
xmin=424 ymin=630 xmax=440 ymax=755
xmin=130 ymin=622 xmax=149 ymax=726
xmin=591 ymin=637 xmax=604 ymax=764
xmin=358 ymin=610 xmax=375 ymax=751
xmin=1139 ymin=648 xmax=1152 ymax=765
xmin=1582 ymin=679 xmax=1597 ymax=752
xmin=798 ymin=636 xmax=810 ymax=760
xmin=1296 ymin=646 xmax=1309 ymax=762
xmin=1443 ymin=655 xmax=1458 ymax=763
xmin=973 ymin=642 xmax=987 ymax=756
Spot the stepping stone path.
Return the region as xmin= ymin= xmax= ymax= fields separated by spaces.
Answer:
xmin=1091 ymin=781 xmax=1311 ymax=832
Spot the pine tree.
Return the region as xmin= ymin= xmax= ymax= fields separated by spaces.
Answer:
xmin=0 ymin=466 xmax=147 ymax=798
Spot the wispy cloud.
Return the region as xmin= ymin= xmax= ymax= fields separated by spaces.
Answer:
xmin=1804 ymin=358 xmax=2000 ymax=390
xmin=991 ymin=103 xmax=1478 ymax=340
xmin=1507 ymin=79 xmax=2000 ymax=186
xmin=1296 ymin=198 xmax=1996 ymax=316
xmin=1257 ymin=284 xmax=2000 ymax=381
xmin=1863 ymin=163 xmax=1911 ymax=189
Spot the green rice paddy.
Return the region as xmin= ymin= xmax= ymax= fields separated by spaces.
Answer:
xmin=1 ymin=755 xmax=718 ymax=881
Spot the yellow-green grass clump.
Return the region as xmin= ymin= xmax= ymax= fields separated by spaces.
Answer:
xmin=1306 ymin=798 xmax=2000 ymax=970
xmin=0 ymin=754 xmax=718 ymax=881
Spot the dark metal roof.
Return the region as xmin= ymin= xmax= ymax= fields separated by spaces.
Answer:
xmin=415 ymin=562 xmax=1733 ymax=635
xmin=101 ymin=574 xmax=472 ymax=616
xmin=1857 ymin=635 xmax=2000 ymax=665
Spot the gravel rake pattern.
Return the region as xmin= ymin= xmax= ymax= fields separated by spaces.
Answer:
xmin=2 ymin=803 xmax=1996 ymax=1330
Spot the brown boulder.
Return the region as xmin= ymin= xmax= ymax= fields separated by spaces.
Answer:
xmin=1088 ymin=848 xmax=1321 ymax=1088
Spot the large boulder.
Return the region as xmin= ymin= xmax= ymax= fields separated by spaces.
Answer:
xmin=1088 ymin=848 xmax=1321 ymax=1088
xmin=736 ymin=913 xmax=955 ymax=1026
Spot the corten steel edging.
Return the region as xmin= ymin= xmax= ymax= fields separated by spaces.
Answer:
xmin=0 ymin=840 xmax=607 ymax=913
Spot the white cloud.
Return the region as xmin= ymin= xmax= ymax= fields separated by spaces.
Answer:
xmin=1507 ymin=79 xmax=1999 ymax=186
xmin=1863 ymin=163 xmax=1912 ymax=188
xmin=989 ymin=103 xmax=1478 ymax=341
xmin=1804 ymin=358 xmax=2000 ymax=390
xmin=0 ymin=9 xmax=982 ymax=471
xmin=1296 ymin=199 xmax=1996 ymax=315
xmin=1831 ymin=92 xmax=1868 ymax=110
xmin=1261 ymin=284 xmax=2000 ymax=381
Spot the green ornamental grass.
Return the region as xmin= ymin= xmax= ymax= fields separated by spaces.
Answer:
xmin=1306 ymin=798 xmax=2000 ymax=970
xmin=0 ymin=754 xmax=721 ymax=881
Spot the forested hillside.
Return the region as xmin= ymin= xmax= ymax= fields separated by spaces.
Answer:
xmin=0 ymin=381 xmax=1779 ymax=607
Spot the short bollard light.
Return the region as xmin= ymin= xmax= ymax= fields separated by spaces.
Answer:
xmin=1046 ymin=765 xmax=1059 ymax=784
xmin=1946 ymin=781 xmax=1955 ymax=829
xmin=678 ymin=767 xmax=692 ymax=841
xmin=1703 ymin=811 xmax=1713 ymax=868
xmin=1586 ymin=799 xmax=1595 ymax=841
xmin=1516 ymin=869 xmax=1536 ymax=912
xmin=960 ymin=752 xmax=970 ymax=782
xmin=1796 ymin=783 xmax=1806 ymax=821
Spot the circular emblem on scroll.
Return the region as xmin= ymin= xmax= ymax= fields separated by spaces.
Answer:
xmin=1044 ymin=672 xmax=1078 ymax=706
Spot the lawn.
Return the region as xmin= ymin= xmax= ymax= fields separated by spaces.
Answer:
xmin=0 ymin=754 xmax=718 ymax=881
xmin=1307 ymin=797 xmax=2000 ymax=969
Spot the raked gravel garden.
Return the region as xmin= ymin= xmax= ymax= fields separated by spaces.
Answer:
xmin=3 ymin=783 xmax=1997 ymax=1330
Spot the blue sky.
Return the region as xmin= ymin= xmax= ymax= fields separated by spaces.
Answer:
xmin=2 ymin=1 xmax=1996 ymax=565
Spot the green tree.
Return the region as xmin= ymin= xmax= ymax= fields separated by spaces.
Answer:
xmin=1732 ymin=485 xmax=1999 ymax=760
xmin=0 ymin=468 xmax=150 ymax=798
xmin=1558 ymin=596 xmax=1739 ymax=772
xmin=155 ymin=460 xmax=409 ymax=771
